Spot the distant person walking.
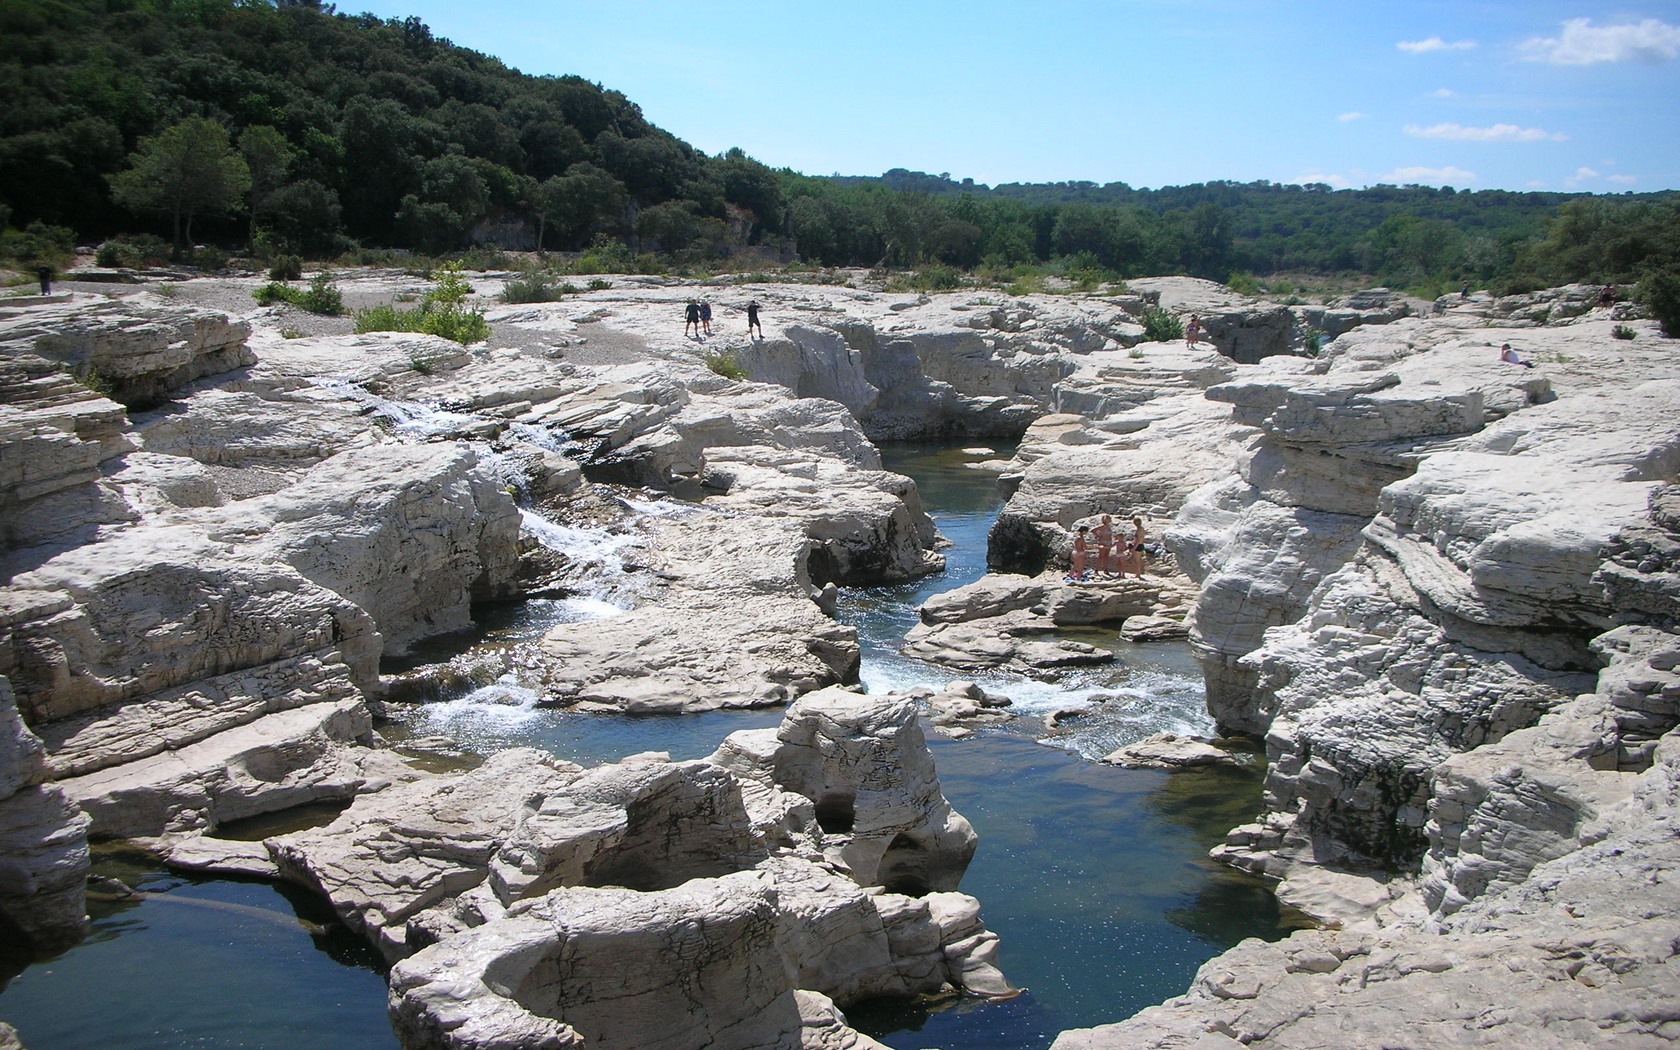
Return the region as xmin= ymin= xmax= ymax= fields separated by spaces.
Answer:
xmin=36 ymin=265 xmax=53 ymax=295
xmin=699 ymin=300 xmax=713 ymax=335
xmin=1185 ymin=314 xmax=1201 ymax=348
xmin=684 ymin=300 xmax=701 ymax=337
xmin=747 ymin=300 xmax=763 ymax=339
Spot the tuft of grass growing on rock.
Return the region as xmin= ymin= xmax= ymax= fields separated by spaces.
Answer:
xmin=253 ymin=273 xmax=343 ymax=315
xmin=703 ymin=350 xmax=748 ymax=380
xmin=499 ymin=274 xmax=567 ymax=304
xmin=1613 ymin=324 xmax=1637 ymax=340
xmin=354 ymin=263 xmax=488 ymax=345
xmin=1140 ymin=306 xmax=1183 ymax=342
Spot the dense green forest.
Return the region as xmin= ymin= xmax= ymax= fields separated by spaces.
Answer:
xmin=3 ymin=0 xmax=1679 ymax=316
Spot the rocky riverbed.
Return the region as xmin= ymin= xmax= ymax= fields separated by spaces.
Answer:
xmin=2 ymin=267 xmax=1675 ymax=1048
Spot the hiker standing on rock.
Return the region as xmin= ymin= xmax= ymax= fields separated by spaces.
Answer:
xmin=684 ymin=300 xmax=701 ymax=337
xmin=747 ymin=300 xmax=763 ymax=339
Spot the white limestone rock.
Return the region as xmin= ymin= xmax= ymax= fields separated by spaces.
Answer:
xmin=4 ymin=292 xmax=253 ymax=408
xmin=0 ymin=675 xmax=90 ymax=951
xmin=1102 ymin=733 xmax=1239 ymax=769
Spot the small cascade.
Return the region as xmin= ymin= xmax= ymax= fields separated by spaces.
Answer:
xmin=308 ymin=375 xmax=658 ymax=715
xmin=517 ymin=508 xmax=646 ymax=611
xmin=411 ymin=673 xmax=545 ymax=748
xmin=312 ymin=377 xmax=489 ymax=440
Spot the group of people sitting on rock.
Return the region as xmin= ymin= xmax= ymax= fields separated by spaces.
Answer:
xmin=1067 ymin=513 xmax=1149 ymax=582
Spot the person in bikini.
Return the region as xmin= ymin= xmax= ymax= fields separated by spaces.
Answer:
xmin=1093 ymin=515 xmax=1117 ymax=577
xmin=1069 ymin=525 xmax=1091 ymax=582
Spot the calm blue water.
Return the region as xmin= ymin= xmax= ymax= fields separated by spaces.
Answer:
xmin=0 ymin=442 xmax=1280 ymax=1050
xmin=0 ymin=848 xmax=396 ymax=1050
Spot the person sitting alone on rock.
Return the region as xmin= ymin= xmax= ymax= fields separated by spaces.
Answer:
xmin=1598 ymin=283 xmax=1617 ymax=308
xmin=1093 ymin=515 xmax=1117 ymax=578
xmin=1499 ymin=343 xmax=1534 ymax=368
xmin=1068 ymin=525 xmax=1091 ymax=582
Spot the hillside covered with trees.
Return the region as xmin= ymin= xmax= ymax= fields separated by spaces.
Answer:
xmin=3 ymin=0 xmax=1678 ymax=310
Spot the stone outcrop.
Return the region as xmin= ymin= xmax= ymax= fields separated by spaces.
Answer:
xmin=2 ymin=291 xmax=253 ymax=409
xmin=901 ymin=571 xmax=1195 ymax=676
xmin=249 ymin=689 xmax=1008 ymax=1048
xmin=0 ymin=674 xmax=89 ymax=951
xmin=1053 ymin=303 xmax=1680 ymax=1048
xmin=1127 ymin=276 xmax=1302 ymax=363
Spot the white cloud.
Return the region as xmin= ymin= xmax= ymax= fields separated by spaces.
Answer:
xmin=1337 ymin=111 xmax=1364 ymax=122
xmin=1404 ymin=122 xmax=1567 ymax=142
xmin=1383 ymin=165 xmax=1476 ymax=186
xmin=1565 ymin=166 xmax=1600 ymax=187
xmin=1289 ymin=173 xmax=1352 ymax=189
xmin=1521 ymin=18 xmax=1680 ymax=64
xmin=1433 ymin=87 xmax=1456 ymax=97
xmin=1607 ymin=174 xmax=1638 ymax=186
xmin=1398 ymin=36 xmax=1477 ymax=53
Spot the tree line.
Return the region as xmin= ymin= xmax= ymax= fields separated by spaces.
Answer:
xmin=2 ymin=0 xmax=1677 ymax=311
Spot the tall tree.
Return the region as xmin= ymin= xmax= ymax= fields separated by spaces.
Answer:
xmin=238 ymin=124 xmax=294 ymax=248
xmin=109 ymin=116 xmax=250 ymax=251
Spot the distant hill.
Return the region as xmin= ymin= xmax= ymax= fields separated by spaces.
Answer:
xmin=2 ymin=0 xmax=1676 ymax=300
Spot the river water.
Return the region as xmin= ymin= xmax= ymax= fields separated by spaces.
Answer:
xmin=0 ymin=442 xmax=1283 ymax=1050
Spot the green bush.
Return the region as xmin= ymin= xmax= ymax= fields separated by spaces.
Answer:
xmin=252 ymin=273 xmax=343 ymax=315
xmin=500 ymin=274 xmax=565 ymax=304
xmin=95 ymin=235 xmax=171 ymax=268
xmin=1226 ymin=272 xmax=1262 ymax=296
xmin=587 ymin=278 xmax=612 ymax=291
xmin=269 ymin=255 xmax=303 ymax=281
xmin=703 ymin=350 xmax=748 ymax=380
xmin=353 ymin=263 xmax=488 ymax=345
xmin=351 ymin=303 xmax=424 ymax=333
xmin=1004 ymin=273 xmax=1046 ymax=297
xmin=907 ymin=264 xmax=964 ymax=292
xmin=0 ymin=221 xmax=76 ymax=269
xmin=1613 ymin=324 xmax=1637 ymax=340
xmin=188 ymin=245 xmax=228 ymax=271
xmin=1140 ymin=306 xmax=1184 ymax=342
xmin=1641 ymin=268 xmax=1680 ymax=338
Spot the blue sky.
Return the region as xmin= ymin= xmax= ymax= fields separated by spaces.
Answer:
xmin=343 ymin=0 xmax=1680 ymax=193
